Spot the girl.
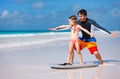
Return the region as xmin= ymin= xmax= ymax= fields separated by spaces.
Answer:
xmin=49 ymin=15 xmax=94 ymax=65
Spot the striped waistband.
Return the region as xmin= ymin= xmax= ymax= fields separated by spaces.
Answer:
xmin=79 ymin=37 xmax=97 ymax=42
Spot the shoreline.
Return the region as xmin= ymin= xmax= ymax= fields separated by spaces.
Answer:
xmin=0 ymin=34 xmax=120 ymax=79
xmin=0 ymin=31 xmax=120 ymax=49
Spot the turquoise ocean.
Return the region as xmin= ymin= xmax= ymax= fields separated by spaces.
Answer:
xmin=0 ymin=29 xmax=119 ymax=49
xmin=0 ymin=30 xmax=71 ymax=49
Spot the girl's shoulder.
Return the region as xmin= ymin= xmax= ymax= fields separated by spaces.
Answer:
xmin=76 ymin=24 xmax=81 ymax=28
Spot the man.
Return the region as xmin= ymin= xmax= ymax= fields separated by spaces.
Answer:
xmin=67 ymin=9 xmax=117 ymax=65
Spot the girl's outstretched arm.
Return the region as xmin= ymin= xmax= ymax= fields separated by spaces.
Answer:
xmin=79 ymin=25 xmax=94 ymax=37
xmin=48 ymin=25 xmax=71 ymax=31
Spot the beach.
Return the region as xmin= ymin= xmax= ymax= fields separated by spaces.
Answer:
xmin=0 ymin=31 xmax=120 ymax=79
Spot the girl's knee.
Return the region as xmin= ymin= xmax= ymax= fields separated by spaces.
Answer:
xmin=69 ymin=51 xmax=73 ymax=54
xmin=77 ymin=52 xmax=81 ymax=55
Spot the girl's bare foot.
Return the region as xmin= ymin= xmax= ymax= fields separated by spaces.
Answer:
xmin=80 ymin=62 xmax=84 ymax=65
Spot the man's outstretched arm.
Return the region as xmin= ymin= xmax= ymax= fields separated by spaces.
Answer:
xmin=89 ymin=19 xmax=119 ymax=37
xmin=89 ymin=19 xmax=111 ymax=34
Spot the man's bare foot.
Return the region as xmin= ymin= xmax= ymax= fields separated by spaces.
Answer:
xmin=101 ymin=62 xmax=108 ymax=66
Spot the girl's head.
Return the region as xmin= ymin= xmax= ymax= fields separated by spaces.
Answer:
xmin=68 ymin=15 xmax=78 ymax=26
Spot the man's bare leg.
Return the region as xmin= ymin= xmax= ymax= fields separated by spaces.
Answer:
xmin=94 ymin=51 xmax=107 ymax=65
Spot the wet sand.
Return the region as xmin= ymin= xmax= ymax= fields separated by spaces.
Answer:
xmin=0 ymin=34 xmax=120 ymax=79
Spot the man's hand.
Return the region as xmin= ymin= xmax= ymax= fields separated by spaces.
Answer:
xmin=110 ymin=32 xmax=119 ymax=37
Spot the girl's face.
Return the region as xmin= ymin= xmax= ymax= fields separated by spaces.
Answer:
xmin=68 ymin=19 xmax=74 ymax=26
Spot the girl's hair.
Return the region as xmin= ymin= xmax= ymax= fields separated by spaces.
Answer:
xmin=69 ymin=15 xmax=78 ymax=24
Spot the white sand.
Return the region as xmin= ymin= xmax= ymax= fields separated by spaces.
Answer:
xmin=0 ymin=33 xmax=120 ymax=79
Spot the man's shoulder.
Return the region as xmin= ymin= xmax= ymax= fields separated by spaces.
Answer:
xmin=87 ymin=18 xmax=95 ymax=22
xmin=77 ymin=18 xmax=95 ymax=22
xmin=87 ymin=18 xmax=96 ymax=24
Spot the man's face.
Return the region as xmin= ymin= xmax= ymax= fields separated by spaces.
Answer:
xmin=78 ymin=13 xmax=86 ymax=22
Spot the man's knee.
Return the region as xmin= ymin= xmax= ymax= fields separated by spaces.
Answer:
xmin=93 ymin=51 xmax=99 ymax=55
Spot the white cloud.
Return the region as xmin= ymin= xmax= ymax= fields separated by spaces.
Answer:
xmin=0 ymin=10 xmax=35 ymax=25
xmin=13 ymin=11 xmax=19 ymax=15
xmin=32 ymin=2 xmax=43 ymax=9
xmin=72 ymin=3 xmax=81 ymax=11
xmin=1 ymin=10 xmax=9 ymax=18
xmin=51 ymin=11 xmax=57 ymax=16
xmin=11 ymin=11 xmax=19 ymax=18
xmin=111 ymin=9 xmax=120 ymax=17
xmin=35 ymin=14 xmax=44 ymax=19
xmin=51 ymin=11 xmax=58 ymax=19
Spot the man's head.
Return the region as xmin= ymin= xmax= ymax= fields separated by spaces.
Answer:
xmin=77 ymin=9 xmax=87 ymax=22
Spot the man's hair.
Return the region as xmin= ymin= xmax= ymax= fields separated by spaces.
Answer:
xmin=69 ymin=15 xmax=78 ymax=24
xmin=77 ymin=9 xmax=87 ymax=16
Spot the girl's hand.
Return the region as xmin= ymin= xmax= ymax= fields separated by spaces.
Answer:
xmin=48 ymin=28 xmax=57 ymax=31
xmin=91 ymin=34 xmax=95 ymax=37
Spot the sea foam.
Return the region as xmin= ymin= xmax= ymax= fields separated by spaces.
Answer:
xmin=0 ymin=32 xmax=70 ymax=49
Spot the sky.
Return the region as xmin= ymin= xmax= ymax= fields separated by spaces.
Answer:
xmin=0 ymin=0 xmax=120 ymax=31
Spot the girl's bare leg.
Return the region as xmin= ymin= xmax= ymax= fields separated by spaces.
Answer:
xmin=67 ymin=42 xmax=74 ymax=64
xmin=75 ymin=42 xmax=83 ymax=64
